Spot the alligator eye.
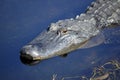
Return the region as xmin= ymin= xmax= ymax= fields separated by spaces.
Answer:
xmin=57 ymin=28 xmax=68 ymax=35
xmin=61 ymin=29 xmax=68 ymax=34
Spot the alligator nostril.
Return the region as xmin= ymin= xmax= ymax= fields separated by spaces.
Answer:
xmin=20 ymin=51 xmax=40 ymax=65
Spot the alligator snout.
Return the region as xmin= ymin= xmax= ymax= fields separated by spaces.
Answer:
xmin=20 ymin=46 xmax=41 ymax=65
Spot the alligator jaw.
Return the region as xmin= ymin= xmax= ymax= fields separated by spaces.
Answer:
xmin=20 ymin=29 xmax=89 ymax=64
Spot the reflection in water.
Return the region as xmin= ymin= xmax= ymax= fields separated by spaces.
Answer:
xmin=52 ymin=60 xmax=120 ymax=80
xmin=20 ymin=54 xmax=41 ymax=66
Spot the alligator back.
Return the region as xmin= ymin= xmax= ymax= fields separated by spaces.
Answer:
xmin=86 ymin=0 xmax=120 ymax=28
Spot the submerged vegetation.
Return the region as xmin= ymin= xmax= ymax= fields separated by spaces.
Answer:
xmin=52 ymin=60 xmax=120 ymax=80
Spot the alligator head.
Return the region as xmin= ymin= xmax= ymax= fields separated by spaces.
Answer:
xmin=20 ymin=16 xmax=99 ymax=65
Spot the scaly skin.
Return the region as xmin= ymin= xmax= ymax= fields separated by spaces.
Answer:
xmin=20 ymin=0 xmax=120 ymax=65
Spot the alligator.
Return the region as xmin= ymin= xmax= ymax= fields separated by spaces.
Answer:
xmin=20 ymin=0 xmax=120 ymax=65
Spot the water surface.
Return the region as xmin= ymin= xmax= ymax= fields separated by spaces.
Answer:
xmin=0 ymin=0 xmax=120 ymax=80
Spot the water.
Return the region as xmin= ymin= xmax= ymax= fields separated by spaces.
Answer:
xmin=0 ymin=0 xmax=120 ymax=80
